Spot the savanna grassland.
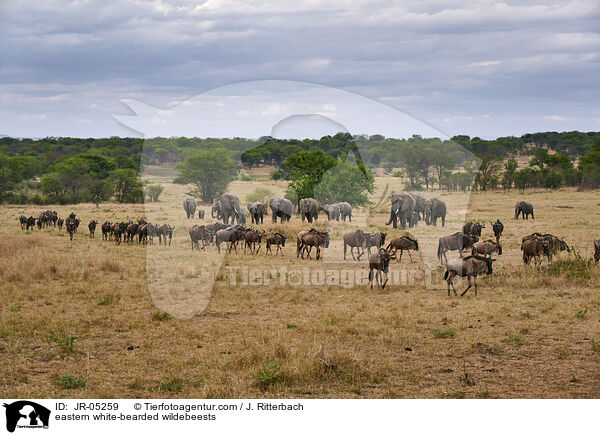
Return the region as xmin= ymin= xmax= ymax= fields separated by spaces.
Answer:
xmin=1 ymin=166 xmax=600 ymax=399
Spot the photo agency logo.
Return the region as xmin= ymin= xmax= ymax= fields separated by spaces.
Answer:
xmin=115 ymin=80 xmax=478 ymax=319
xmin=3 ymin=401 xmax=50 ymax=432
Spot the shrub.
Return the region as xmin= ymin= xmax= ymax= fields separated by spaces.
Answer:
xmin=145 ymin=184 xmax=164 ymax=202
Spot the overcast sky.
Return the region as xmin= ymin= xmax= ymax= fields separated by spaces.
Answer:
xmin=1 ymin=0 xmax=598 ymax=139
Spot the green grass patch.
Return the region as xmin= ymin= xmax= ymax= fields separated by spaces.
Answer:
xmin=152 ymin=312 xmax=171 ymax=322
xmin=58 ymin=374 xmax=86 ymax=389
xmin=155 ymin=377 xmax=183 ymax=393
xmin=98 ymin=294 xmax=121 ymax=306
xmin=432 ymin=327 xmax=456 ymax=339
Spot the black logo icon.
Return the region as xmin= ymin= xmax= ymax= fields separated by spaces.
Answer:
xmin=3 ymin=401 xmax=50 ymax=432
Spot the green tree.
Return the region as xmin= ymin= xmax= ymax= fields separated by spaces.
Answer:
xmin=0 ymin=155 xmax=26 ymax=203
xmin=111 ymin=169 xmax=143 ymax=203
xmin=40 ymin=172 xmax=66 ymax=203
xmin=176 ymin=149 xmax=237 ymax=203
xmin=145 ymin=184 xmax=164 ymax=202
xmin=314 ymin=160 xmax=375 ymax=206
xmin=502 ymin=158 xmax=518 ymax=189
xmin=284 ymin=149 xmax=337 ymax=201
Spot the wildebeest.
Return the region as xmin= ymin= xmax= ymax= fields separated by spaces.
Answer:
xmin=36 ymin=218 xmax=42 ymax=230
xmin=138 ymin=223 xmax=157 ymax=244
xmin=299 ymin=230 xmax=330 ymax=260
xmin=386 ymin=236 xmax=419 ymax=263
xmin=88 ymin=220 xmax=98 ymax=238
xmin=437 ymin=232 xmax=479 ymax=264
xmin=297 ymin=228 xmax=319 ymax=257
xmin=343 ymin=230 xmax=367 ymax=261
xmin=111 ymin=222 xmax=127 ymax=245
xmin=66 ymin=218 xmax=78 ymax=240
xmin=189 ymin=225 xmax=213 ymax=251
xmin=522 ymin=238 xmax=549 ymax=265
xmin=368 ymin=248 xmax=396 ymax=289
xmin=215 ymin=225 xmax=248 ymax=254
xmin=244 ymin=229 xmax=265 ymax=254
xmin=515 ymin=201 xmax=534 ymax=220
xmin=443 ymin=255 xmax=494 ymax=296
xmin=266 ymin=233 xmax=286 ymax=256
xmin=594 ymin=239 xmax=600 ymax=262
xmin=521 ymin=233 xmax=569 ymax=262
xmin=19 ymin=215 xmax=27 ymax=230
xmin=157 ymin=224 xmax=174 ymax=246
xmin=101 ymin=221 xmax=112 ymax=240
xmin=471 ymin=240 xmax=502 ymax=257
xmin=26 ymin=216 xmax=36 ymax=231
xmin=57 ymin=218 xmax=64 ymax=231
xmin=462 ymin=222 xmax=485 ymax=238
xmin=364 ymin=232 xmax=387 ymax=256
xmin=126 ymin=223 xmax=139 ymax=243
xmin=491 ymin=219 xmax=504 ymax=244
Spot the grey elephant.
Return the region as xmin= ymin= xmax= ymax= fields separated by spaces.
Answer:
xmin=323 ymin=204 xmax=340 ymax=221
xmin=183 ymin=197 xmax=197 ymax=219
xmin=211 ymin=200 xmax=221 ymax=220
xmin=411 ymin=193 xmax=428 ymax=220
xmin=217 ymin=194 xmax=244 ymax=225
xmin=426 ymin=198 xmax=446 ymax=227
xmin=386 ymin=192 xmax=416 ymax=229
xmin=299 ymin=198 xmax=320 ymax=223
xmin=247 ymin=201 xmax=265 ymax=224
xmin=515 ymin=201 xmax=534 ymax=220
xmin=238 ymin=208 xmax=248 ymax=224
xmin=269 ymin=198 xmax=293 ymax=223
xmin=337 ymin=202 xmax=352 ymax=222
xmin=409 ymin=210 xmax=421 ymax=228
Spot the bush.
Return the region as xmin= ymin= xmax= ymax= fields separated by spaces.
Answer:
xmin=271 ymin=170 xmax=284 ymax=180
xmin=246 ymin=187 xmax=274 ymax=206
xmin=145 ymin=184 xmax=164 ymax=202
xmin=239 ymin=174 xmax=253 ymax=181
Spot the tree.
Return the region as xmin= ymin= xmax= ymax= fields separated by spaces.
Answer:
xmin=145 ymin=184 xmax=164 ymax=202
xmin=314 ymin=160 xmax=375 ymax=206
xmin=430 ymin=149 xmax=457 ymax=190
xmin=111 ymin=169 xmax=143 ymax=203
xmin=246 ymin=187 xmax=274 ymax=207
xmin=175 ymin=149 xmax=237 ymax=203
xmin=0 ymin=155 xmax=27 ymax=203
xmin=502 ymin=158 xmax=518 ymax=189
xmin=284 ymin=149 xmax=337 ymax=201
xmin=475 ymin=157 xmax=503 ymax=191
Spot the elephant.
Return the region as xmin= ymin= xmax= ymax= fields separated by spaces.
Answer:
xmin=269 ymin=198 xmax=293 ymax=223
xmin=386 ymin=192 xmax=416 ymax=229
xmin=515 ymin=201 xmax=534 ymax=220
xmin=183 ymin=197 xmax=197 ymax=219
xmin=411 ymin=193 xmax=428 ymax=220
xmin=238 ymin=208 xmax=248 ymax=224
xmin=323 ymin=203 xmax=341 ymax=221
xmin=337 ymin=202 xmax=352 ymax=222
xmin=409 ymin=211 xmax=421 ymax=228
xmin=217 ymin=194 xmax=244 ymax=225
xmin=247 ymin=201 xmax=265 ymax=224
xmin=211 ymin=201 xmax=221 ymax=220
xmin=426 ymin=198 xmax=447 ymax=227
xmin=299 ymin=198 xmax=319 ymax=223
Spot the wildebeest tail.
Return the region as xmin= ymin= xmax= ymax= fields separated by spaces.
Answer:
xmin=443 ymin=269 xmax=449 ymax=280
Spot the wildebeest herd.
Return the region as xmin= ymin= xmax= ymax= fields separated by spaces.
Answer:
xmin=16 ymin=195 xmax=600 ymax=296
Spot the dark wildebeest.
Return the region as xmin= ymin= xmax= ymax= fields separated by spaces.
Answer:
xmin=521 ymin=233 xmax=569 ymax=262
xmin=437 ymin=232 xmax=479 ymax=264
xmin=386 ymin=236 xmax=419 ymax=263
xmin=66 ymin=219 xmax=78 ymax=240
xmin=266 ymin=233 xmax=286 ymax=256
xmin=19 ymin=215 xmax=27 ymax=230
xmin=300 ymin=230 xmax=330 ymax=260
xmin=443 ymin=255 xmax=494 ymax=296
xmin=157 ymin=224 xmax=174 ymax=246
xmin=126 ymin=223 xmax=140 ymax=243
xmin=491 ymin=219 xmax=504 ymax=244
xmin=189 ymin=225 xmax=213 ymax=251
xmin=26 ymin=216 xmax=36 ymax=231
xmin=368 ymin=248 xmax=396 ymax=289
xmin=36 ymin=218 xmax=43 ymax=230
xmin=471 ymin=240 xmax=502 ymax=258
xmin=522 ymin=238 xmax=549 ymax=266
xmin=343 ymin=230 xmax=367 ymax=261
xmin=88 ymin=220 xmax=98 ymax=238
xmin=57 ymin=218 xmax=64 ymax=231
xmin=101 ymin=221 xmax=112 ymax=240
xmin=594 ymin=239 xmax=600 ymax=262
xmin=364 ymin=232 xmax=387 ymax=257
xmin=462 ymin=221 xmax=485 ymax=238
xmin=297 ymin=228 xmax=320 ymax=257
xmin=215 ymin=225 xmax=248 ymax=254
xmin=111 ymin=222 xmax=127 ymax=245
xmin=244 ymin=229 xmax=265 ymax=254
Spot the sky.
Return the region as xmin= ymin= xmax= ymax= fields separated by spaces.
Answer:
xmin=0 ymin=0 xmax=599 ymax=139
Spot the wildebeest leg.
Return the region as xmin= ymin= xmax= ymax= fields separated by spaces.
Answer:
xmin=255 ymin=244 xmax=261 ymax=254
xmin=474 ymin=276 xmax=478 ymax=296
xmin=343 ymin=243 xmax=347 ymax=260
xmin=408 ymin=250 xmax=413 ymax=263
xmin=356 ymin=247 xmax=364 ymax=260
xmin=397 ymin=249 xmax=403 ymax=263
xmin=351 ymin=247 xmax=357 ymax=261
xmin=278 ymin=245 xmax=283 ymax=256
xmin=369 ymin=269 xmax=374 ymax=289
xmin=382 ymin=272 xmax=388 ymax=289
xmin=443 ymin=250 xmax=448 ymax=265
xmin=461 ymin=276 xmax=472 ymax=297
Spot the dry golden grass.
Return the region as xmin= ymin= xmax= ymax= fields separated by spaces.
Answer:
xmin=1 ymin=167 xmax=600 ymax=398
